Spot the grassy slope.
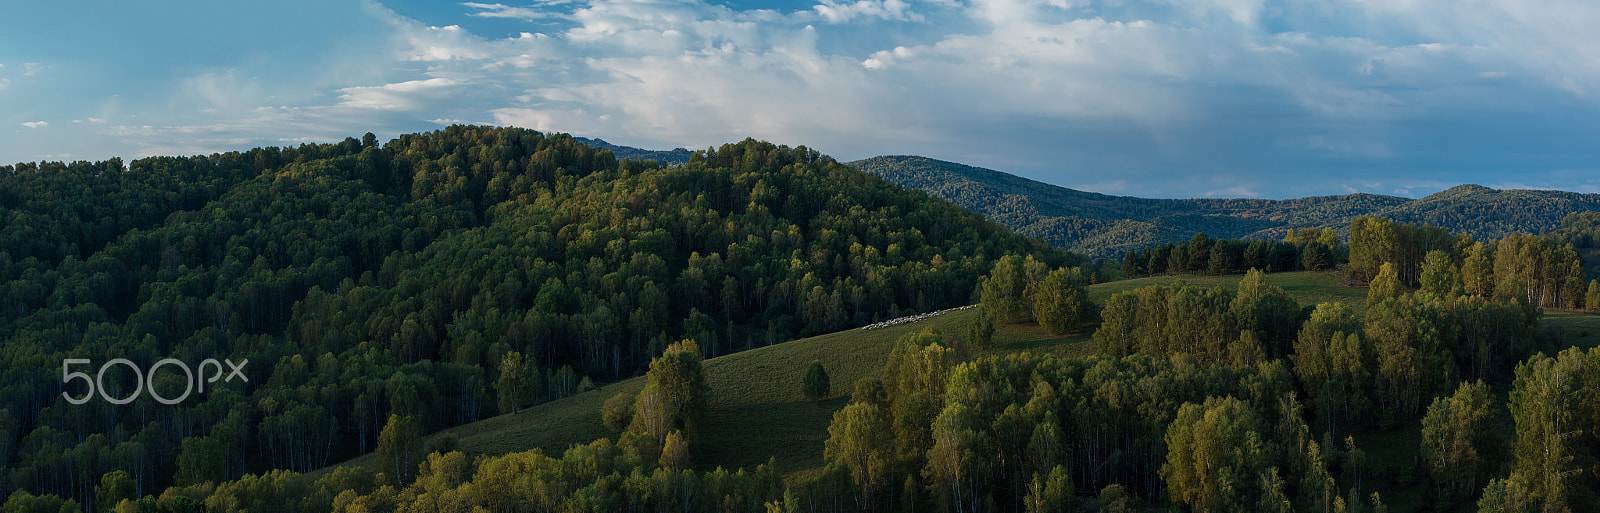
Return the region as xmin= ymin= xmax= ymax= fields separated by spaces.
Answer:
xmin=311 ymin=270 xmax=1599 ymax=507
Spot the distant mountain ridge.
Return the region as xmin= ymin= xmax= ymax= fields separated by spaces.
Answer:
xmin=574 ymin=136 xmax=693 ymax=166
xmin=850 ymin=155 xmax=1600 ymax=257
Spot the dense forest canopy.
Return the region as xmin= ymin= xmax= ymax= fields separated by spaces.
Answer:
xmin=0 ymin=126 xmax=1078 ymax=511
xmin=5 ymin=128 xmax=1600 ymax=513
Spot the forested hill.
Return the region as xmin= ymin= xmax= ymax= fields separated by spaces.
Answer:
xmin=0 ymin=126 xmax=1077 ymax=510
xmin=852 ymin=155 xmax=1600 ymax=256
xmin=572 ymin=136 xmax=693 ymax=167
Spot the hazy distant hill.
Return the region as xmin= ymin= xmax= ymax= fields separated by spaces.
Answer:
xmin=574 ymin=136 xmax=693 ymax=166
xmin=852 ymin=155 xmax=1600 ymax=257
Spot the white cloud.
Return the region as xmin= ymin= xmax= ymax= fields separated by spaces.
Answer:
xmin=339 ymin=77 xmax=461 ymax=110
xmin=813 ymin=0 xmax=922 ymax=23
xmin=26 ymin=0 xmax=1599 ymax=196
xmin=23 ymin=63 xmax=41 ymax=77
xmin=21 ymin=121 xmax=48 ymax=129
xmin=464 ymin=2 xmax=563 ymax=20
xmin=365 ymin=1 xmax=492 ymax=61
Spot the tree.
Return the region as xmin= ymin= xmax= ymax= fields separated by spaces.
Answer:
xmin=1586 ymin=279 xmax=1599 ymax=311
xmin=967 ymin=306 xmax=996 ymax=348
xmin=1349 ymin=217 xmax=1394 ymax=283
xmin=95 ymin=470 xmax=136 ymax=512
xmin=1461 ymin=241 xmax=1495 ymax=297
xmin=1034 ymin=267 xmax=1089 ymax=335
xmin=659 ymin=430 xmax=692 ymax=471
xmin=1162 ymin=396 xmax=1270 ymax=512
xmin=1023 ymin=466 xmax=1074 ymax=513
xmin=824 ymin=403 xmax=891 ymax=509
xmin=603 ymin=392 xmax=635 ymax=433
xmin=1122 ymin=251 xmax=1141 ymax=277
xmin=630 ymin=340 xmax=709 ymax=443
xmin=495 ymin=351 xmax=535 ymax=413
xmin=803 ymin=360 xmax=831 ymax=402
xmin=982 ymin=255 xmax=1032 ymax=324
xmin=1303 ymin=242 xmax=1332 ymax=271
xmin=852 ymin=378 xmax=889 ymax=410
xmin=1504 ymin=348 xmax=1593 ymax=511
xmin=1419 ymin=250 xmax=1460 ymax=297
xmin=1189 ymin=232 xmax=1212 ymax=272
xmin=376 ymin=414 xmax=424 ymax=486
xmin=1367 ymin=262 xmax=1402 ymax=308
xmin=924 ymin=403 xmax=986 ymax=513
xmin=1098 ymin=484 xmax=1132 ymax=513
xmin=1232 ymin=268 xmax=1302 ymax=359
xmin=176 ymin=436 xmax=225 ymax=486
xmin=1420 ymin=380 xmax=1495 ymax=503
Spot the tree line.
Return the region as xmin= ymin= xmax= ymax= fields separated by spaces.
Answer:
xmin=1118 ymin=227 xmax=1345 ymax=278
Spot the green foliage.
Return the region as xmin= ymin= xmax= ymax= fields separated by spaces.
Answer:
xmin=1501 ymin=347 xmax=1600 ymax=511
xmin=850 ymin=156 xmax=1414 ymax=258
xmin=1033 ymin=267 xmax=1090 ymax=335
xmin=824 ymin=402 xmax=891 ymax=505
xmin=494 ymin=350 xmax=536 ymax=414
xmin=1419 ymin=380 xmax=1497 ymax=503
xmin=1023 ymin=466 xmax=1074 ymax=513
xmin=982 ymin=255 xmax=1033 ymax=324
xmin=1463 ymin=241 xmax=1496 ymax=297
xmin=95 ymin=470 xmax=136 ymax=513
xmin=0 ymin=490 xmax=80 ymax=513
xmin=1367 ymin=262 xmax=1403 ymax=308
xmin=1292 ymin=304 xmax=1370 ymax=437
xmin=802 ymin=360 xmax=831 ymax=401
xmin=850 ymin=378 xmax=889 ymax=410
xmin=376 ymin=414 xmax=423 ymax=486
xmin=881 ymin=328 xmax=953 ymax=405
xmin=1093 ymin=273 xmax=1301 ymax=367
xmin=630 ymin=340 xmax=709 ymax=444
xmin=602 ymin=391 xmax=635 ymax=433
xmin=176 ymin=436 xmax=225 ymax=486
xmin=1348 ymin=216 xmax=1588 ymax=308
xmin=1097 ymin=484 xmax=1132 ymax=513
xmin=967 ymin=306 xmax=996 ymax=348
xmin=1 ymin=127 xmax=1078 ymax=506
xmin=1162 ymin=395 xmax=1270 ymax=512
xmin=659 ymin=430 xmax=692 ymax=471
xmin=1419 ymin=249 xmax=1462 ymax=297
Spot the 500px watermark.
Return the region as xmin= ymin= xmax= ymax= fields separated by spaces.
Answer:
xmin=62 ymin=358 xmax=248 ymax=405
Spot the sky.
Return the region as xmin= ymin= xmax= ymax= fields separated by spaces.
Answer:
xmin=4 ymin=0 xmax=1600 ymax=199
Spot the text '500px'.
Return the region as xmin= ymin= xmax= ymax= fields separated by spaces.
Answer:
xmin=61 ymin=358 xmax=248 ymax=405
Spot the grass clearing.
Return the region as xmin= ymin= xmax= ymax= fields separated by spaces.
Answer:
xmin=1545 ymin=310 xmax=1600 ymax=351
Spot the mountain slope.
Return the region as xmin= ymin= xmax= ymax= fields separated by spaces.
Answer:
xmin=1375 ymin=184 xmax=1600 ymax=238
xmin=573 ymin=136 xmax=694 ymax=166
xmin=0 ymin=127 xmax=1082 ymax=509
xmin=851 ymin=155 xmax=1600 ymax=256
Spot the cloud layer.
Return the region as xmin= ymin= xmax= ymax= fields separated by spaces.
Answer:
xmin=4 ymin=0 xmax=1600 ymax=198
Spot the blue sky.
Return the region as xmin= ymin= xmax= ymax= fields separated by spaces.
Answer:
xmin=4 ymin=0 xmax=1600 ymax=198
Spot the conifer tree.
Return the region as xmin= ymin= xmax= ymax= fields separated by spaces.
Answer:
xmin=803 ymin=360 xmax=831 ymax=401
